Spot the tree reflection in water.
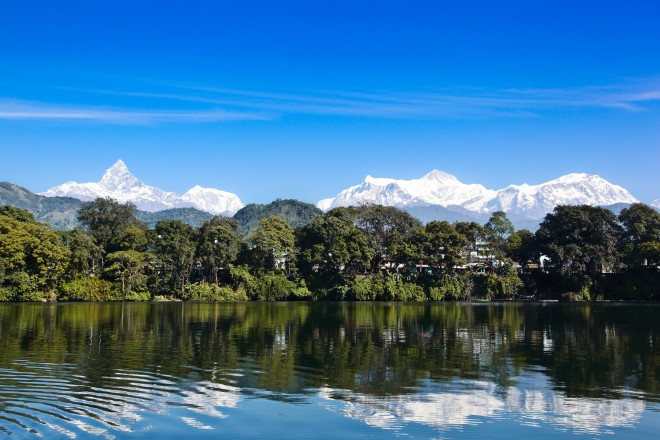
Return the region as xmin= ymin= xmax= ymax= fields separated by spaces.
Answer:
xmin=0 ymin=302 xmax=657 ymax=437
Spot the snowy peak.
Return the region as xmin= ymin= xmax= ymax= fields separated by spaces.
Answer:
xmin=181 ymin=185 xmax=244 ymax=216
xmin=478 ymin=173 xmax=639 ymax=218
xmin=421 ymin=169 xmax=460 ymax=184
xmin=318 ymin=170 xmax=494 ymax=211
xmin=653 ymin=199 xmax=660 ymax=209
xmin=40 ymin=161 xmax=244 ymax=215
xmin=318 ymin=170 xmax=639 ymax=220
xmin=99 ymin=160 xmax=142 ymax=191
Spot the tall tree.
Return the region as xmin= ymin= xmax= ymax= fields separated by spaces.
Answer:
xmin=0 ymin=213 xmax=69 ymax=299
xmin=297 ymin=213 xmax=372 ymax=279
xmin=423 ymin=221 xmax=469 ymax=271
xmin=453 ymin=221 xmax=485 ymax=264
xmin=249 ymin=216 xmax=295 ymax=272
xmin=505 ymin=229 xmax=537 ymax=268
xmin=354 ymin=204 xmax=421 ymax=270
xmin=536 ymin=205 xmax=622 ymax=275
xmin=152 ymin=220 xmax=195 ymax=296
xmin=59 ymin=228 xmax=101 ymax=277
xmin=197 ymin=217 xmax=243 ymax=283
xmin=77 ymin=197 xmax=143 ymax=258
xmin=619 ymin=203 xmax=660 ymax=268
xmin=483 ymin=211 xmax=514 ymax=261
xmin=105 ymin=250 xmax=152 ymax=298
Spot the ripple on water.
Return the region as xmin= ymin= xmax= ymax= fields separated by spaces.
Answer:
xmin=0 ymin=360 xmax=242 ymax=438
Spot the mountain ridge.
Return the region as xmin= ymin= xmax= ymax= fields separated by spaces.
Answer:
xmin=41 ymin=160 xmax=244 ymax=216
xmin=318 ymin=170 xmax=639 ymax=221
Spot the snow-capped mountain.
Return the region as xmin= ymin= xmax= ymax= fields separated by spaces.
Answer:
xmin=318 ymin=170 xmax=639 ymax=220
xmin=181 ymin=185 xmax=244 ymax=216
xmin=41 ymin=160 xmax=243 ymax=215
xmin=653 ymin=199 xmax=660 ymax=209
xmin=317 ymin=170 xmax=495 ymax=211
xmin=467 ymin=173 xmax=639 ymax=219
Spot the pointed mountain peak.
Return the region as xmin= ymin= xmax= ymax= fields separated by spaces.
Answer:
xmin=108 ymin=159 xmax=128 ymax=172
xmin=99 ymin=160 xmax=141 ymax=191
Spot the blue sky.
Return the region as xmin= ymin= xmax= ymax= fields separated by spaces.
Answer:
xmin=1 ymin=0 xmax=659 ymax=204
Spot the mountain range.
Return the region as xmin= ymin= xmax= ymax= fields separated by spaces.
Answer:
xmin=3 ymin=160 xmax=656 ymax=230
xmin=317 ymin=170 xmax=641 ymax=227
xmin=41 ymin=160 xmax=244 ymax=216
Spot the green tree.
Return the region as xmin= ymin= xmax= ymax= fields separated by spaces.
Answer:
xmin=483 ymin=211 xmax=514 ymax=261
xmin=619 ymin=203 xmax=660 ymax=268
xmin=388 ymin=226 xmax=428 ymax=277
xmin=0 ymin=213 xmax=70 ymax=300
xmin=506 ymin=229 xmax=536 ymax=267
xmin=115 ymin=226 xmax=149 ymax=251
xmin=197 ymin=217 xmax=243 ymax=284
xmin=423 ymin=221 xmax=469 ymax=271
xmin=297 ymin=212 xmax=372 ymax=280
xmin=249 ymin=216 xmax=295 ymax=272
xmin=536 ymin=205 xmax=622 ymax=275
xmin=453 ymin=221 xmax=485 ymax=264
xmin=0 ymin=206 xmax=36 ymax=223
xmin=59 ymin=228 xmax=101 ymax=277
xmin=152 ymin=220 xmax=195 ymax=296
xmin=105 ymin=250 xmax=152 ymax=298
xmin=354 ymin=204 xmax=421 ymax=270
xmin=77 ymin=197 xmax=143 ymax=258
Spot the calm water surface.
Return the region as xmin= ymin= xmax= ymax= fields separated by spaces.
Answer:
xmin=0 ymin=302 xmax=658 ymax=439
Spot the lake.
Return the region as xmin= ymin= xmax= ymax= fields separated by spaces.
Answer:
xmin=0 ymin=302 xmax=658 ymax=439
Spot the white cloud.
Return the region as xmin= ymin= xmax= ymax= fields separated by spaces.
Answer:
xmin=0 ymin=99 xmax=267 ymax=124
xmin=3 ymin=77 xmax=659 ymax=123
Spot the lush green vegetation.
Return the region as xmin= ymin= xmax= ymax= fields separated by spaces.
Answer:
xmin=0 ymin=197 xmax=658 ymax=301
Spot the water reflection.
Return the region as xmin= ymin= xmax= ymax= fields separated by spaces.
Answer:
xmin=0 ymin=302 xmax=657 ymax=438
xmin=320 ymin=373 xmax=646 ymax=435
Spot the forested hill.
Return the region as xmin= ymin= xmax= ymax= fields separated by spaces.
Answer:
xmin=233 ymin=199 xmax=322 ymax=236
xmin=0 ymin=182 xmax=213 ymax=229
xmin=0 ymin=182 xmax=84 ymax=230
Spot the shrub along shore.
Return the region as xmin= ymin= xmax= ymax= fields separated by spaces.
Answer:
xmin=1 ymin=199 xmax=658 ymax=302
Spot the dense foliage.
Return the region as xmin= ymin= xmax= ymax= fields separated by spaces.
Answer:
xmin=233 ymin=198 xmax=322 ymax=236
xmin=0 ymin=198 xmax=658 ymax=301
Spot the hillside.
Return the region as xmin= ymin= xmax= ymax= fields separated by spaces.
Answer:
xmin=0 ymin=182 xmax=84 ymax=229
xmin=233 ymin=199 xmax=322 ymax=236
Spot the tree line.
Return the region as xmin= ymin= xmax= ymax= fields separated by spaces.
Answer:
xmin=0 ymin=198 xmax=658 ymax=301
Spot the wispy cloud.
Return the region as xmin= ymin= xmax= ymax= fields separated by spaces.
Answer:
xmin=1 ymin=77 xmax=659 ymax=124
xmin=0 ymin=99 xmax=267 ymax=124
xmin=141 ymin=78 xmax=660 ymax=118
